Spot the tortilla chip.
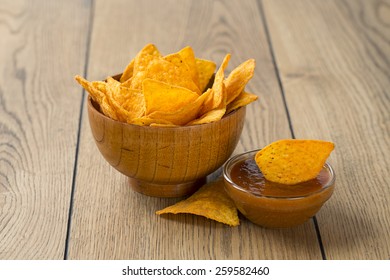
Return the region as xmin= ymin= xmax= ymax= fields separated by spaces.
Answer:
xmin=74 ymin=75 xmax=105 ymax=104
xmin=146 ymin=88 xmax=211 ymax=126
xmin=226 ymin=91 xmax=258 ymax=114
xmin=255 ymin=139 xmax=335 ymax=185
xmin=120 ymin=58 xmax=135 ymax=83
xmin=196 ymin=58 xmax=216 ymax=92
xmin=106 ymin=76 xmax=124 ymax=103
xmin=143 ymin=79 xmax=199 ymax=115
xmin=99 ymin=96 xmax=119 ymax=121
xmin=105 ymin=76 xmax=145 ymax=122
xmin=133 ymin=43 xmax=161 ymax=73
xmin=225 ymin=59 xmax=255 ymax=105
xmin=121 ymin=77 xmax=133 ymax=88
xmin=105 ymin=84 xmax=130 ymax=122
xmin=178 ymin=46 xmax=199 ymax=88
xmin=156 ymin=178 xmax=239 ymax=226
xmin=121 ymin=93 xmax=145 ymax=117
xmin=75 ymin=75 xmax=121 ymax=120
xmin=132 ymin=57 xmax=200 ymax=94
xmin=130 ymin=116 xmax=175 ymax=126
xmin=199 ymin=54 xmax=230 ymax=115
xmin=187 ymin=107 xmax=226 ymax=126
xmin=130 ymin=44 xmax=162 ymax=89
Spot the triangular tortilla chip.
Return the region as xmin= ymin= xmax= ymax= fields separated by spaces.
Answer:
xmin=195 ymin=58 xmax=216 ymax=92
xmin=226 ymin=91 xmax=258 ymax=114
xmin=143 ymin=79 xmax=198 ymax=115
xmin=199 ymin=54 xmax=230 ymax=115
xmin=178 ymin=46 xmax=199 ymax=88
xmin=187 ymin=107 xmax=226 ymax=125
xmin=156 ymin=178 xmax=239 ymax=226
xmin=120 ymin=58 xmax=134 ymax=83
xmin=225 ymin=59 xmax=255 ymax=105
xmin=255 ymin=139 xmax=335 ymax=184
xmin=146 ymin=88 xmax=211 ymax=126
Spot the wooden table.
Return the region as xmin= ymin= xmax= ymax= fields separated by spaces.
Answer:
xmin=0 ymin=0 xmax=389 ymax=260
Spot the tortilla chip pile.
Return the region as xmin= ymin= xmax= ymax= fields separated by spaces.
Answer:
xmin=75 ymin=44 xmax=257 ymax=126
xmin=156 ymin=178 xmax=239 ymax=226
xmin=255 ymin=139 xmax=335 ymax=185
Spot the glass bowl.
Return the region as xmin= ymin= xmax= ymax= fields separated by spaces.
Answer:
xmin=223 ymin=149 xmax=335 ymax=228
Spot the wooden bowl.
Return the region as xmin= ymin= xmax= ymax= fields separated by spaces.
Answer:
xmin=87 ymin=96 xmax=246 ymax=197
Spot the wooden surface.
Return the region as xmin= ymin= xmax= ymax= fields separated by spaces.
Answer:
xmin=0 ymin=0 xmax=90 ymax=259
xmin=0 ymin=0 xmax=389 ymax=260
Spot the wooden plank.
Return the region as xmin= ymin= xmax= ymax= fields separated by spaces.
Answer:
xmin=68 ymin=0 xmax=323 ymax=259
xmin=263 ymin=0 xmax=390 ymax=259
xmin=0 ymin=0 xmax=92 ymax=259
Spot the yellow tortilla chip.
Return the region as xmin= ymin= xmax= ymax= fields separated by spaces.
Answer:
xmin=130 ymin=116 xmax=175 ymax=126
xmin=163 ymin=53 xmax=200 ymax=94
xmin=75 ymin=75 xmax=120 ymax=120
xmin=121 ymin=92 xmax=145 ymax=117
xmin=226 ymin=91 xmax=258 ymax=114
xmin=196 ymin=58 xmax=216 ymax=92
xmin=130 ymin=44 xmax=162 ymax=89
xmin=100 ymin=96 xmax=119 ymax=121
xmin=106 ymin=76 xmax=120 ymax=86
xmin=187 ymin=107 xmax=226 ymax=126
xmin=225 ymin=59 xmax=255 ymax=105
xmin=177 ymin=46 xmax=199 ymax=88
xmin=255 ymin=139 xmax=335 ymax=185
xmin=143 ymin=79 xmax=199 ymax=115
xmin=106 ymin=76 xmax=124 ymax=102
xmin=105 ymin=76 xmax=145 ymax=122
xmin=156 ymin=178 xmax=239 ymax=226
xmin=121 ymin=77 xmax=133 ymax=88
xmin=105 ymin=84 xmax=130 ymax=122
xmin=132 ymin=57 xmax=200 ymax=94
xmin=133 ymin=43 xmax=161 ymax=73
xmin=199 ymin=54 xmax=230 ymax=115
xmin=75 ymin=75 xmax=105 ymax=104
xmin=147 ymin=88 xmax=211 ymax=125
xmin=120 ymin=58 xmax=134 ymax=83
xmin=211 ymin=54 xmax=230 ymax=104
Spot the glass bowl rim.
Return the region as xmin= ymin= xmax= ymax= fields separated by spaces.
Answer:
xmin=223 ymin=148 xmax=336 ymax=200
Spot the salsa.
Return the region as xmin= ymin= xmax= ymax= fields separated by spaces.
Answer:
xmin=230 ymin=158 xmax=330 ymax=198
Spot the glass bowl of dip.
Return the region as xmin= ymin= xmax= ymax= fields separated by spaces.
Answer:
xmin=223 ymin=149 xmax=335 ymax=228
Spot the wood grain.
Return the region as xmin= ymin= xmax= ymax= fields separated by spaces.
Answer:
xmin=67 ymin=0 xmax=323 ymax=259
xmin=0 ymin=0 xmax=91 ymax=259
xmin=263 ymin=0 xmax=390 ymax=259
